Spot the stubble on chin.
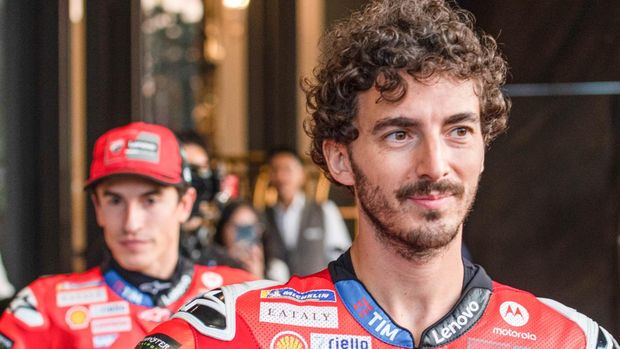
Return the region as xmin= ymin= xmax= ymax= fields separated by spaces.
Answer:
xmin=351 ymin=160 xmax=473 ymax=262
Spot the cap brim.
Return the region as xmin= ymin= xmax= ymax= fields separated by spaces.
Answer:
xmin=84 ymin=172 xmax=183 ymax=190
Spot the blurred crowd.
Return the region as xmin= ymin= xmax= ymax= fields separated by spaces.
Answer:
xmin=0 ymin=128 xmax=352 ymax=312
xmin=177 ymin=130 xmax=351 ymax=281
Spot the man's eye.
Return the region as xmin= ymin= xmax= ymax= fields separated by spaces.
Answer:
xmin=107 ymin=197 xmax=121 ymax=205
xmin=451 ymin=127 xmax=471 ymax=138
xmin=386 ymin=131 xmax=408 ymax=141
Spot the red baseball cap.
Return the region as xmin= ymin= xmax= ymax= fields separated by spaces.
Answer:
xmin=85 ymin=122 xmax=191 ymax=189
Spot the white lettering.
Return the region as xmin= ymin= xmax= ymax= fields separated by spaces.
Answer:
xmin=492 ymin=327 xmax=537 ymax=341
xmin=259 ymin=303 xmax=338 ymax=328
xmin=380 ymin=324 xmax=400 ymax=341
xmin=428 ymin=301 xmax=481 ymax=344
xmin=368 ymin=312 xmax=382 ymax=326
xmin=431 ymin=329 xmax=445 ymax=344
xmin=310 ymin=334 xmax=372 ymax=349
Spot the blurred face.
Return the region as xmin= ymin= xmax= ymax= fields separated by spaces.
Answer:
xmin=222 ymin=206 xmax=261 ymax=249
xmin=326 ymin=74 xmax=484 ymax=260
xmin=270 ymin=153 xmax=306 ymax=205
xmin=183 ymin=143 xmax=209 ymax=172
xmin=92 ymin=176 xmax=196 ymax=278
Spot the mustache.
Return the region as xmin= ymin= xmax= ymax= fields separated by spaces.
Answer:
xmin=395 ymin=179 xmax=465 ymax=202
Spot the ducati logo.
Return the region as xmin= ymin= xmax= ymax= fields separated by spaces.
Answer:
xmin=499 ymin=301 xmax=529 ymax=327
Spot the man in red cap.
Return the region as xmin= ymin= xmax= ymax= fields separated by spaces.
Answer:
xmin=0 ymin=122 xmax=255 ymax=349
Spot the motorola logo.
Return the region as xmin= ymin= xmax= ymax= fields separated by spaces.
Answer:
xmin=499 ymin=301 xmax=529 ymax=327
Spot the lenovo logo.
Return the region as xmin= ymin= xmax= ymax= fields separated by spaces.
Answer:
xmin=429 ymin=301 xmax=481 ymax=344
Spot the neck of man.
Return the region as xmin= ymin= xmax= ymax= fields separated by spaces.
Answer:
xmin=350 ymin=219 xmax=465 ymax=346
xmin=278 ymin=191 xmax=301 ymax=209
xmin=106 ymin=253 xmax=193 ymax=307
xmin=144 ymin=249 xmax=179 ymax=280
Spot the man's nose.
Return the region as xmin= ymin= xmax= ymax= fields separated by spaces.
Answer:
xmin=415 ymin=136 xmax=449 ymax=181
xmin=123 ymin=202 xmax=144 ymax=234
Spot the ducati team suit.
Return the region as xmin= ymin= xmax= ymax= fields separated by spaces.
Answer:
xmin=0 ymin=256 xmax=255 ymax=349
xmin=138 ymin=251 xmax=619 ymax=349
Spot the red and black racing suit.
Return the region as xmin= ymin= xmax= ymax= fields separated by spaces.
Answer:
xmin=0 ymin=257 xmax=255 ymax=349
xmin=137 ymin=251 xmax=619 ymax=348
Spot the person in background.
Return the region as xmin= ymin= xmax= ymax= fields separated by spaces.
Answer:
xmin=263 ymin=148 xmax=351 ymax=280
xmin=213 ymin=201 xmax=268 ymax=279
xmin=0 ymin=122 xmax=254 ymax=348
xmin=138 ymin=0 xmax=618 ymax=347
xmin=176 ymin=130 xmax=242 ymax=268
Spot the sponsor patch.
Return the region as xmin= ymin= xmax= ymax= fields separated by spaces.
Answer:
xmin=93 ymin=333 xmax=118 ymax=348
xmin=160 ymin=274 xmax=192 ymax=306
xmin=138 ymin=307 xmax=172 ymax=323
xmin=499 ymin=301 xmax=530 ymax=327
xmin=57 ymin=286 xmax=108 ymax=307
xmin=335 ymin=280 xmax=413 ymax=348
xmin=90 ymin=316 xmax=132 ymax=334
xmin=270 ymin=331 xmax=308 ymax=349
xmin=139 ymin=280 xmax=172 ymax=296
xmin=56 ymin=280 xmax=103 ymax=291
xmin=261 ymin=288 xmax=336 ymax=303
xmin=65 ymin=305 xmax=90 ymax=329
xmin=492 ymin=327 xmax=537 ymax=341
xmin=135 ymin=333 xmax=181 ymax=349
xmin=259 ymin=303 xmax=338 ymax=328
xmin=311 ymin=333 xmax=372 ymax=349
xmin=421 ymin=288 xmax=491 ymax=347
xmin=467 ymin=338 xmax=514 ymax=348
xmin=104 ymin=270 xmax=152 ymax=307
xmin=105 ymin=131 xmax=161 ymax=164
xmin=89 ymin=301 xmax=129 ymax=318
xmin=201 ymin=271 xmax=224 ymax=290
xmin=8 ymin=287 xmax=45 ymax=327
xmin=0 ymin=333 xmax=14 ymax=349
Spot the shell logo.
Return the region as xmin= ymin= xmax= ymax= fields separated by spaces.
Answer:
xmin=270 ymin=331 xmax=308 ymax=349
xmin=65 ymin=306 xmax=90 ymax=330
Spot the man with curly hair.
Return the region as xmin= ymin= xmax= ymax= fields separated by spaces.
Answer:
xmin=137 ymin=0 xmax=619 ymax=347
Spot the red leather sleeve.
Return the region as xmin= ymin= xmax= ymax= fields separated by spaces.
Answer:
xmin=135 ymin=318 xmax=197 ymax=349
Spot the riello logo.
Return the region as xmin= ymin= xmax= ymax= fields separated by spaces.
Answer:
xmin=499 ymin=301 xmax=530 ymax=327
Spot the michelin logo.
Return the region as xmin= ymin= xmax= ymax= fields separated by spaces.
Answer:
xmin=261 ymin=288 xmax=336 ymax=302
xmin=311 ymin=334 xmax=371 ymax=349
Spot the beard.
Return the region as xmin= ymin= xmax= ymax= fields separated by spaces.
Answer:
xmin=350 ymin=157 xmax=478 ymax=261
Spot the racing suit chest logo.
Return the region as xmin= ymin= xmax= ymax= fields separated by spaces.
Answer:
xmin=499 ymin=301 xmax=529 ymax=327
xmin=429 ymin=301 xmax=480 ymax=344
xmin=421 ymin=288 xmax=491 ymax=347
xmin=335 ymin=280 xmax=413 ymax=348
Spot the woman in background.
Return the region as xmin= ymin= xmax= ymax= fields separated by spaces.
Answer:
xmin=214 ymin=201 xmax=264 ymax=278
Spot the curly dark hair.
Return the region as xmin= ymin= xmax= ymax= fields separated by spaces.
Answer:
xmin=303 ymin=0 xmax=510 ymax=184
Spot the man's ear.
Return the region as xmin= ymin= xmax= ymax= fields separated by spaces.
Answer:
xmin=178 ymin=187 xmax=197 ymax=223
xmin=90 ymin=193 xmax=104 ymax=227
xmin=323 ymin=140 xmax=355 ymax=186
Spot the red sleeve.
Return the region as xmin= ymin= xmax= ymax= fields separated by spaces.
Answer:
xmin=135 ymin=318 xmax=196 ymax=349
xmin=0 ymin=289 xmax=52 ymax=349
xmin=138 ymin=314 xmax=262 ymax=348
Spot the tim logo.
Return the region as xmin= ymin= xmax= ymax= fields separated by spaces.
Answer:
xmin=353 ymin=298 xmax=373 ymax=318
xmin=499 ymin=301 xmax=529 ymax=327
